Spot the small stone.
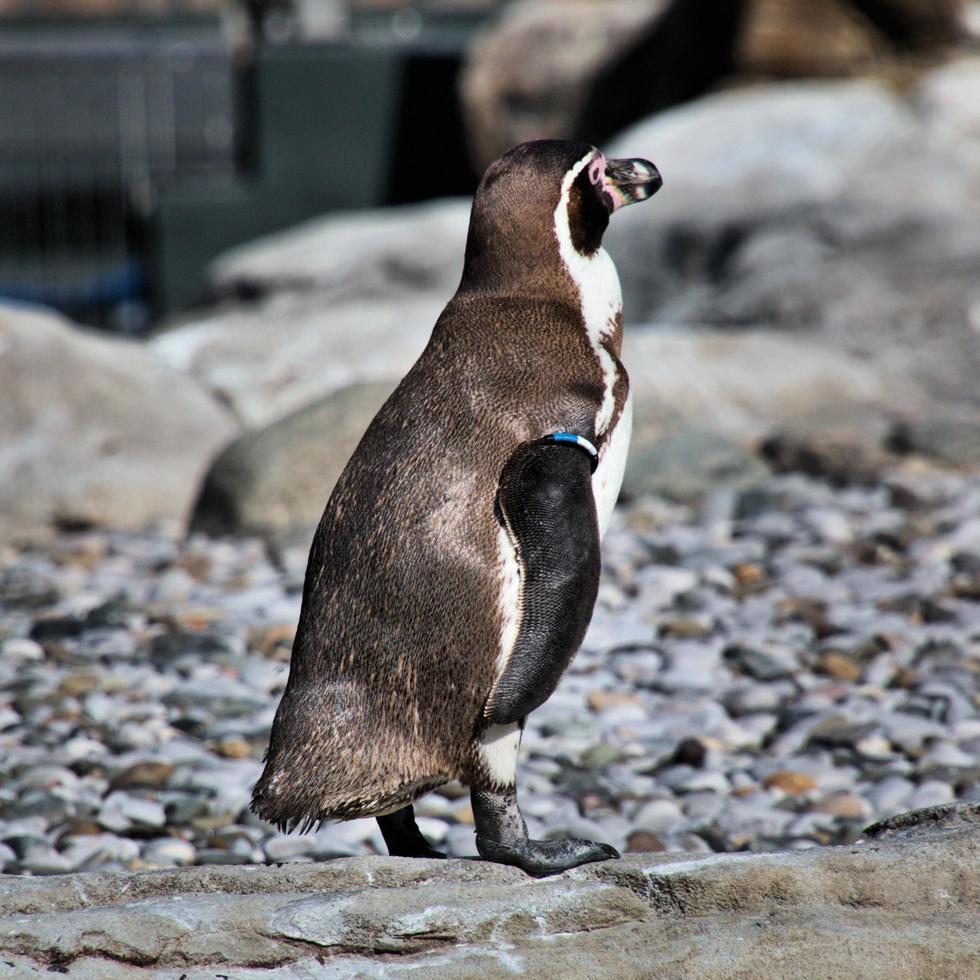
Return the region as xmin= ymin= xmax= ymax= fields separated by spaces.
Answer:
xmin=763 ymin=771 xmax=819 ymax=796
xmin=676 ymin=771 xmax=730 ymax=794
xmin=109 ymin=761 xmax=174 ymax=791
xmin=723 ymin=684 xmax=785 ymax=717
xmin=451 ymin=803 xmax=475 ymax=825
xmin=586 ymin=690 xmax=643 ymax=712
xmin=98 ymin=792 xmax=166 ymax=831
xmin=213 ymin=737 xmax=253 ymax=760
xmin=580 ymin=743 xmax=623 ymax=769
xmin=818 ymin=652 xmax=863 ymax=682
xmin=56 ymin=819 xmax=103 ymax=841
xmin=864 ymin=777 xmax=913 ymax=812
xmin=1 ymin=637 xmax=44 ymax=661
xmin=731 ymin=563 xmax=768 ymax=594
xmin=724 ymin=643 xmax=797 ymax=681
xmin=806 ymin=715 xmax=878 ymax=749
xmin=17 ymin=843 xmax=73 ymax=875
xmin=815 ymin=793 xmax=870 ymax=820
xmin=263 ymin=835 xmax=315 ymax=861
xmin=196 ymin=848 xmax=252 ymax=865
xmin=855 ymin=735 xmax=894 ymax=760
xmin=917 ymin=742 xmax=977 ymax=777
xmin=57 ymin=673 xmax=100 ymax=698
xmin=632 ymin=799 xmax=683 ymax=835
xmin=904 ymin=781 xmax=955 ymax=810
xmin=658 ymin=618 xmax=712 ymax=639
xmin=626 ymin=831 xmax=666 ymax=853
xmin=249 ymin=623 xmax=296 ymax=660
xmin=142 ymin=838 xmax=196 ymax=866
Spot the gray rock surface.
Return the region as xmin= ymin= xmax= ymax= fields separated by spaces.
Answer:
xmin=760 ymin=405 xmax=898 ymax=484
xmin=606 ymin=61 xmax=980 ymax=407
xmin=621 ymin=425 xmax=769 ymax=502
xmin=624 ymin=328 xmax=901 ymax=448
xmin=191 ymin=380 xmax=396 ymax=541
xmin=0 ymin=305 xmax=238 ymax=542
xmin=209 ymin=197 xmax=469 ymax=301
xmin=0 ymin=805 xmax=976 ymax=977
xmin=150 ymin=289 xmax=444 ymax=431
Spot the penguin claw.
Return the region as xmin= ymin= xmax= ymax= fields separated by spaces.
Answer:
xmin=475 ymin=835 xmax=620 ymax=877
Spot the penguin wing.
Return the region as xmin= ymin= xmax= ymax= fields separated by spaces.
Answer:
xmin=484 ymin=437 xmax=601 ymax=725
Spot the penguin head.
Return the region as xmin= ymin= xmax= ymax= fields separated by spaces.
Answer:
xmin=462 ymin=140 xmax=661 ymax=290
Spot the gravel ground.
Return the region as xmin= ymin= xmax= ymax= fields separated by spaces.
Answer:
xmin=1 ymin=466 xmax=978 ymax=875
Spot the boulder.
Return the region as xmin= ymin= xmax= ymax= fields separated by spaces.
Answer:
xmin=624 ymin=328 xmax=903 ymax=447
xmin=460 ymin=1 xmax=670 ymax=169
xmin=622 ymin=426 xmax=770 ymax=502
xmin=0 ymin=304 xmax=237 ymax=541
xmin=890 ymin=404 xmax=980 ymax=468
xmin=605 ymin=61 xmax=980 ymax=407
xmin=736 ymin=0 xmax=886 ymax=78
xmin=735 ymin=0 xmax=967 ymax=78
xmin=0 ymin=803 xmax=976 ymax=977
xmin=151 ymin=288 xmax=443 ymax=430
xmin=191 ymin=380 xmax=396 ymax=542
xmin=208 ymin=197 xmax=470 ymax=300
xmin=759 ymin=405 xmax=897 ymax=484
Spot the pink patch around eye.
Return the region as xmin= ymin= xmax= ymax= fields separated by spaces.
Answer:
xmin=588 ymin=155 xmax=604 ymax=185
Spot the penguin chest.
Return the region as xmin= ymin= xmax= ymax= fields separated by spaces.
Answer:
xmin=592 ymin=391 xmax=632 ymax=539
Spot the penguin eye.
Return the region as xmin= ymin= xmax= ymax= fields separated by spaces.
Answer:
xmin=587 ymin=155 xmax=604 ymax=186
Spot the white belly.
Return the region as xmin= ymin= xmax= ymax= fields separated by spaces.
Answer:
xmin=591 ymin=392 xmax=632 ymax=539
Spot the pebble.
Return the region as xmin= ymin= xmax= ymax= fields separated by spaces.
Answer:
xmin=763 ymin=771 xmax=819 ymax=796
xmin=142 ymin=838 xmax=197 ymax=866
xmin=632 ymin=799 xmax=684 ymax=835
xmin=0 ymin=468 xmax=976 ymax=872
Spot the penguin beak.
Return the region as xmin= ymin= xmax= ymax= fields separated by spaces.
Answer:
xmin=602 ymin=157 xmax=662 ymax=211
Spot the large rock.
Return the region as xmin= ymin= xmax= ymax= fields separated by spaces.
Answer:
xmin=736 ymin=0 xmax=967 ymax=78
xmin=151 ymin=200 xmax=471 ymax=432
xmin=460 ymin=0 xmax=671 ymax=168
xmin=0 ymin=304 xmax=237 ymax=541
xmin=605 ymin=61 xmax=980 ymax=407
xmin=151 ymin=288 xmax=443 ymax=430
xmin=622 ymin=425 xmax=770 ymax=502
xmin=191 ymin=380 xmax=396 ymax=541
xmin=736 ymin=0 xmax=886 ymax=78
xmin=624 ymin=327 xmax=904 ymax=445
xmin=209 ymin=197 xmax=470 ymax=300
xmin=0 ymin=804 xmax=976 ymax=977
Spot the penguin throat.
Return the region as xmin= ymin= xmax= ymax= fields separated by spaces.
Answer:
xmin=554 ymin=151 xmax=624 ymax=436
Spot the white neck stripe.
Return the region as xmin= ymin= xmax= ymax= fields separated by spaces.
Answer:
xmin=553 ymin=151 xmax=623 ymax=436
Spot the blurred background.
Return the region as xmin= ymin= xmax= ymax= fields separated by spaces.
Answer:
xmin=2 ymin=0 xmax=979 ymax=541
xmin=0 ymin=1 xmax=979 ymax=883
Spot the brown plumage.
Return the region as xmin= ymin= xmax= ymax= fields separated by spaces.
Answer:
xmin=251 ymin=141 xmax=630 ymax=829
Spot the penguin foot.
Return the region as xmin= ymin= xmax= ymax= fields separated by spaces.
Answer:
xmin=471 ymin=786 xmax=619 ymax=877
xmin=476 ymin=834 xmax=619 ymax=877
xmin=377 ymin=804 xmax=445 ymax=859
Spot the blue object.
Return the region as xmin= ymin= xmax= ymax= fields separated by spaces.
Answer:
xmin=546 ymin=432 xmax=599 ymax=472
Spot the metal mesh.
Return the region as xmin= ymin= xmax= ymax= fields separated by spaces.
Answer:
xmin=0 ymin=21 xmax=236 ymax=330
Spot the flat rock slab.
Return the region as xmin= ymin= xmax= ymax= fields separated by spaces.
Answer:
xmin=1 ymin=805 xmax=976 ymax=978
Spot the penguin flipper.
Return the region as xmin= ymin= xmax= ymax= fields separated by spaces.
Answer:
xmin=485 ymin=437 xmax=601 ymax=726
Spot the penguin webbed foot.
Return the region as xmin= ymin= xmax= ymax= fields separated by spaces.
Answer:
xmin=377 ymin=804 xmax=445 ymax=859
xmin=477 ymin=834 xmax=619 ymax=877
xmin=471 ymin=786 xmax=619 ymax=877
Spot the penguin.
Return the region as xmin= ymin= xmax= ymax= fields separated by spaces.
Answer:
xmin=251 ymin=140 xmax=662 ymax=875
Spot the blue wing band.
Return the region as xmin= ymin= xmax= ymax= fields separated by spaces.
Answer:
xmin=546 ymin=432 xmax=599 ymax=472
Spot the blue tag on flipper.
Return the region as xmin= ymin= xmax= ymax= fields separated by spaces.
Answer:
xmin=546 ymin=432 xmax=599 ymax=473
